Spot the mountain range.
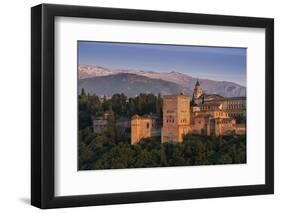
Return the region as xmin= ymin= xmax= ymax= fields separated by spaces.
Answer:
xmin=78 ymin=65 xmax=246 ymax=97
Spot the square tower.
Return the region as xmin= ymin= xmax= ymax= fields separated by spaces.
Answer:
xmin=161 ymin=95 xmax=190 ymax=143
xmin=131 ymin=115 xmax=152 ymax=145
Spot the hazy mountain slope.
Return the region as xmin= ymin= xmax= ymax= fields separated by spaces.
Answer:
xmin=122 ymin=70 xmax=246 ymax=97
xmin=78 ymin=73 xmax=192 ymax=97
xmin=78 ymin=65 xmax=246 ymax=97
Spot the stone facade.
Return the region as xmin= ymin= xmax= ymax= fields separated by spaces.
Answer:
xmin=116 ymin=117 xmax=131 ymax=136
xmin=130 ymin=115 xmax=161 ymax=145
xmin=161 ymin=95 xmax=190 ymax=143
xmin=218 ymin=97 xmax=246 ymax=117
xmin=92 ymin=111 xmax=113 ymax=134
xmin=190 ymin=108 xmax=237 ymax=136
xmin=130 ymin=81 xmax=246 ymax=144
xmin=92 ymin=116 xmax=108 ymax=134
xmin=192 ymin=81 xmax=246 ymax=117
xmin=193 ymin=80 xmax=203 ymax=105
xmin=199 ymin=97 xmax=246 ymax=117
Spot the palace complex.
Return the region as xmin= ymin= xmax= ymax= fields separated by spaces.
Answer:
xmin=92 ymin=81 xmax=246 ymax=145
xmin=131 ymin=81 xmax=246 ymax=144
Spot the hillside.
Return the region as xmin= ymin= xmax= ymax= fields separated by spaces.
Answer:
xmin=78 ymin=73 xmax=192 ymax=97
xmin=78 ymin=65 xmax=246 ymax=97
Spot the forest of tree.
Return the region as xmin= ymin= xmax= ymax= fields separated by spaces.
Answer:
xmin=79 ymin=88 xmax=163 ymax=130
xmin=78 ymin=89 xmax=246 ymax=170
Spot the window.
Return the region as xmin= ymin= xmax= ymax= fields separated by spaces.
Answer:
xmin=147 ymin=123 xmax=150 ymax=129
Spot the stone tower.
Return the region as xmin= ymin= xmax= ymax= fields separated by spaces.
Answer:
xmin=161 ymin=95 xmax=190 ymax=143
xmin=131 ymin=115 xmax=152 ymax=145
xmin=193 ymin=80 xmax=203 ymax=105
xmin=194 ymin=80 xmax=203 ymax=98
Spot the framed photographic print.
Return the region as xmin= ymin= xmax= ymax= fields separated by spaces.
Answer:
xmin=31 ymin=4 xmax=274 ymax=209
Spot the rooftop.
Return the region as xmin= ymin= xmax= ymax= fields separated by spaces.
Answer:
xmin=131 ymin=113 xmax=161 ymax=120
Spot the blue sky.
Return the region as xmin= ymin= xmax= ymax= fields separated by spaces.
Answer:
xmin=78 ymin=41 xmax=246 ymax=86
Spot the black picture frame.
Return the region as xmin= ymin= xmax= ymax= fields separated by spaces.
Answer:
xmin=31 ymin=3 xmax=274 ymax=209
